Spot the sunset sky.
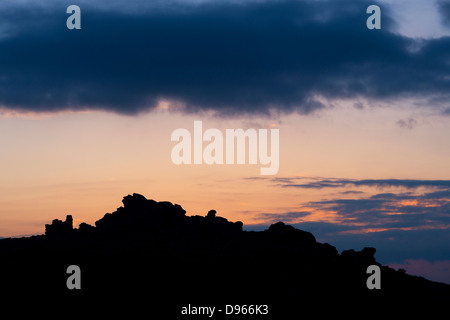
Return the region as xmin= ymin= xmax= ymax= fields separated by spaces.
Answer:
xmin=1 ymin=0 xmax=450 ymax=284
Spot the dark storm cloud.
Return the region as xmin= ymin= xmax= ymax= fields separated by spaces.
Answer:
xmin=1 ymin=0 xmax=450 ymax=115
xmin=438 ymin=0 xmax=450 ymax=26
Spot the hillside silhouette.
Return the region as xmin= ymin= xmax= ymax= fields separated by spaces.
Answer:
xmin=1 ymin=193 xmax=449 ymax=316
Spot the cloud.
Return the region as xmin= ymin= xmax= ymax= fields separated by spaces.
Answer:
xmin=254 ymin=177 xmax=450 ymax=254
xmin=268 ymin=177 xmax=450 ymax=232
xmin=340 ymin=190 xmax=365 ymax=195
xmin=438 ymin=0 xmax=450 ymax=27
xmin=306 ymin=191 xmax=450 ymax=229
xmin=0 ymin=0 xmax=450 ymax=115
xmin=396 ymin=117 xmax=417 ymax=130
xmin=278 ymin=177 xmax=450 ymax=189
xmin=249 ymin=195 xmax=450 ymax=283
xmin=248 ymin=174 xmax=450 ymax=283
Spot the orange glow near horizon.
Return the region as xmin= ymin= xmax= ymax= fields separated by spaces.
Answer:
xmin=1 ymin=104 xmax=450 ymax=237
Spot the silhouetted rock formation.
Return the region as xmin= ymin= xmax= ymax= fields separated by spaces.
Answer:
xmin=1 ymin=193 xmax=449 ymax=316
xmin=45 ymin=214 xmax=73 ymax=236
xmin=92 ymin=193 xmax=243 ymax=236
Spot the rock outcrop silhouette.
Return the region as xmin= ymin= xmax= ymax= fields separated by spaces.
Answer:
xmin=45 ymin=215 xmax=73 ymax=236
xmin=1 ymin=193 xmax=449 ymax=316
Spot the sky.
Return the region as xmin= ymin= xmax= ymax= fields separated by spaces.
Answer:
xmin=0 ymin=0 xmax=450 ymax=284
